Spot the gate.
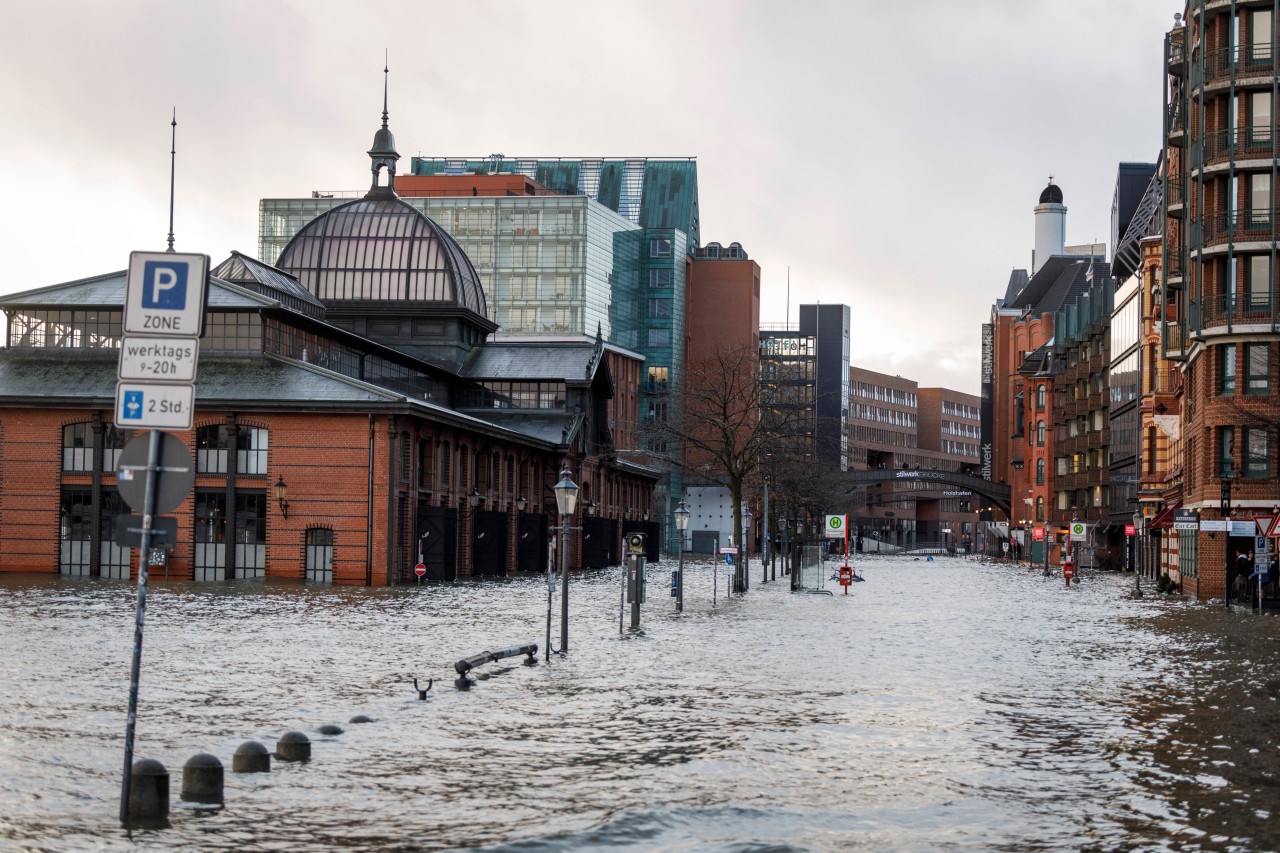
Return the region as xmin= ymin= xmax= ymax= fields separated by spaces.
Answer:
xmin=417 ymin=506 xmax=457 ymax=581
xmin=583 ymin=517 xmax=610 ymax=569
xmin=471 ymin=510 xmax=508 ymax=577
xmin=517 ymin=512 xmax=548 ymax=572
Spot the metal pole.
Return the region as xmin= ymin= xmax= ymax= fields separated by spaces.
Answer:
xmin=677 ymin=540 xmax=684 ymax=612
xmin=545 ymin=537 xmax=554 ymax=662
xmin=119 ymin=429 xmax=160 ymax=826
xmin=560 ymin=514 xmax=569 ymax=652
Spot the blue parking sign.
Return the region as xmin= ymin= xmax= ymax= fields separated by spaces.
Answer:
xmin=141 ymin=261 xmax=188 ymax=310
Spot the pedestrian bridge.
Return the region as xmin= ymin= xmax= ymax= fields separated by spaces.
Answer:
xmin=843 ymin=469 xmax=1012 ymax=517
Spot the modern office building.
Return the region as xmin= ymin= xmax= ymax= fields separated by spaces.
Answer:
xmin=1162 ymin=4 xmax=1280 ymax=600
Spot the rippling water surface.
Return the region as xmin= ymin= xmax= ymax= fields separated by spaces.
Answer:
xmin=0 ymin=557 xmax=1254 ymax=851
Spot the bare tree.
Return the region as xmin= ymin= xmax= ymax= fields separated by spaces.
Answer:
xmin=645 ymin=343 xmax=813 ymax=592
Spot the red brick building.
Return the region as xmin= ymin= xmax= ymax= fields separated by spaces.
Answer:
xmin=0 ymin=110 xmax=656 ymax=585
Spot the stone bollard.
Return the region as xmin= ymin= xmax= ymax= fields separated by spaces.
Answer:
xmin=181 ymin=753 xmax=224 ymax=804
xmin=232 ymin=740 xmax=271 ymax=773
xmin=349 ymin=714 xmax=374 ymax=724
xmin=128 ymin=758 xmax=169 ymax=822
xmin=276 ymin=731 xmax=311 ymax=762
xmin=318 ymin=724 xmax=344 ymax=736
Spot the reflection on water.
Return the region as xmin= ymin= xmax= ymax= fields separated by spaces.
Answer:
xmin=0 ymin=559 xmax=1272 ymax=851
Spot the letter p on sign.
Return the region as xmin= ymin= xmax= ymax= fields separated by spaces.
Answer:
xmin=142 ymin=261 xmax=188 ymax=310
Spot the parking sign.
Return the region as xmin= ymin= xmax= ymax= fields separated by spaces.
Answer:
xmin=123 ymin=251 xmax=210 ymax=337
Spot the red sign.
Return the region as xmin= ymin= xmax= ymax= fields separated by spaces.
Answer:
xmin=414 ymin=563 xmax=426 ymax=577
xmin=1124 ymin=524 xmax=1136 ymax=536
xmin=1033 ymin=527 xmax=1044 ymax=541
xmin=838 ymin=566 xmax=853 ymax=586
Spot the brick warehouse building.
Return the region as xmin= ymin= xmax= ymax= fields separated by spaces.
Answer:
xmin=0 ymin=106 xmax=657 ymax=585
xmin=1162 ymin=3 xmax=1280 ymax=601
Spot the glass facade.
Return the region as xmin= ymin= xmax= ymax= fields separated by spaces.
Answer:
xmin=261 ymin=195 xmax=638 ymax=340
xmin=408 ymin=157 xmax=700 ymax=248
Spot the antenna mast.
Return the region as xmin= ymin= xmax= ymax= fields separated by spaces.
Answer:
xmin=166 ymin=109 xmax=177 ymax=252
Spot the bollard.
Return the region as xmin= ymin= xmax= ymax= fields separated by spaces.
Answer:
xmin=181 ymin=753 xmax=224 ymax=804
xmin=232 ymin=740 xmax=271 ymax=773
xmin=318 ymin=724 xmax=344 ymax=736
xmin=276 ymin=731 xmax=311 ymax=763
xmin=128 ymin=758 xmax=169 ymax=822
xmin=349 ymin=714 xmax=374 ymax=724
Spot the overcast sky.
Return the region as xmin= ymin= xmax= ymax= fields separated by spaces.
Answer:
xmin=0 ymin=0 xmax=1173 ymax=394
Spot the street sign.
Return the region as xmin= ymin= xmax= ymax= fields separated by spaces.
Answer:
xmin=114 ymin=514 xmax=177 ymax=548
xmin=1231 ymin=520 xmax=1256 ymax=537
xmin=116 ymin=433 xmax=195 ymax=514
xmin=1255 ymin=516 xmax=1277 ymax=537
xmin=1033 ymin=527 xmax=1044 ymax=541
xmin=1069 ymin=521 xmax=1088 ymax=538
xmin=718 ymin=546 xmax=739 ymax=555
xmin=123 ymin=251 xmax=210 ymax=337
xmin=1173 ymin=509 xmax=1199 ymax=530
xmin=824 ymin=514 xmax=847 ymax=539
xmin=1199 ymin=519 xmax=1229 ymax=532
xmin=414 ymin=563 xmax=426 ymax=577
xmin=114 ymin=382 xmax=195 ymax=431
xmin=117 ymin=336 xmax=199 ymax=382
xmin=1124 ymin=524 xmax=1136 ymax=536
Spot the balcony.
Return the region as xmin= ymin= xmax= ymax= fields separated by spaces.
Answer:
xmin=1162 ymin=319 xmax=1185 ymax=360
xmin=1087 ymin=391 xmax=1104 ymax=410
xmin=1086 ymin=427 xmax=1109 ymax=449
xmin=1201 ymin=127 xmax=1278 ymax=171
xmin=1199 ymin=208 xmax=1275 ymax=250
xmin=1166 ymin=250 xmax=1185 ymax=286
xmin=1167 ymin=103 xmax=1186 ymax=147
xmin=1149 ymin=368 xmax=1181 ymax=395
xmin=1202 ymin=45 xmax=1277 ymax=88
xmin=1166 ymin=176 xmax=1186 ymax=217
xmin=1167 ymin=27 xmax=1186 ymax=76
xmin=1200 ymin=291 xmax=1277 ymax=329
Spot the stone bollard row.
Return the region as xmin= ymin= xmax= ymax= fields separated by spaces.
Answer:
xmin=129 ymin=713 xmax=377 ymax=823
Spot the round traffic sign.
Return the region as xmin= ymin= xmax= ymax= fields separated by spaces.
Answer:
xmin=414 ymin=563 xmax=427 ymax=577
xmin=116 ymin=432 xmax=195 ymax=515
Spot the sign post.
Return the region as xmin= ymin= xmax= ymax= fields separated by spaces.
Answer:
xmin=116 ymin=251 xmax=208 ymax=827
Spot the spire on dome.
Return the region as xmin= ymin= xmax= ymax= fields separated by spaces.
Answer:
xmin=367 ymin=56 xmax=400 ymax=198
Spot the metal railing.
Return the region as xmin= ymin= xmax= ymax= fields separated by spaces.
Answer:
xmin=1200 ymin=209 xmax=1275 ymax=246
xmin=1202 ymin=45 xmax=1276 ymax=82
xmin=1201 ymin=291 xmax=1276 ymax=327
xmin=1202 ymin=127 xmax=1276 ymax=164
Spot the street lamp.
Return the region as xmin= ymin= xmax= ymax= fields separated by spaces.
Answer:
xmin=553 ymin=467 xmax=578 ymax=652
xmin=674 ymin=500 xmax=690 ymax=612
xmin=741 ymin=501 xmax=753 ymax=590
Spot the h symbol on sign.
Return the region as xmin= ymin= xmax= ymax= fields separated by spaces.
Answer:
xmin=141 ymin=261 xmax=188 ymax=310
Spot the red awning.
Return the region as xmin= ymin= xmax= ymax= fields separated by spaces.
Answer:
xmin=1148 ymin=501 xmax=1183 ymax=530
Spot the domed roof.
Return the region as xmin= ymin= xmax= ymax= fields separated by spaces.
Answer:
xmin=1039 ymin=183 xmax=1064 ymax=204
xmin=274 ymin=196 xmax=487 ymax=319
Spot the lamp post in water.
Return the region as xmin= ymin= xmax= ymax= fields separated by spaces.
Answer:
xmin=554 ymin=467 xmax=578 ymax=652
xmin=674 ymin=500 xmax=690 ymax=612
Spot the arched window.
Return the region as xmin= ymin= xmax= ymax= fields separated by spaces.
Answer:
xmin=1036 ymin=420 xmax=1046 ymax=446
xmin=1036 ymin=384 xmax=1046 ymax=409
xmin=1035 ymin=496 xmax=1045 ymax=522
xmin=1036 ymin=459 xmax=1045 ymax=485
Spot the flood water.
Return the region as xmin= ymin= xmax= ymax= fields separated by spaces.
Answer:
xmin=0 ymin=555 xmax=1271 ymax=851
